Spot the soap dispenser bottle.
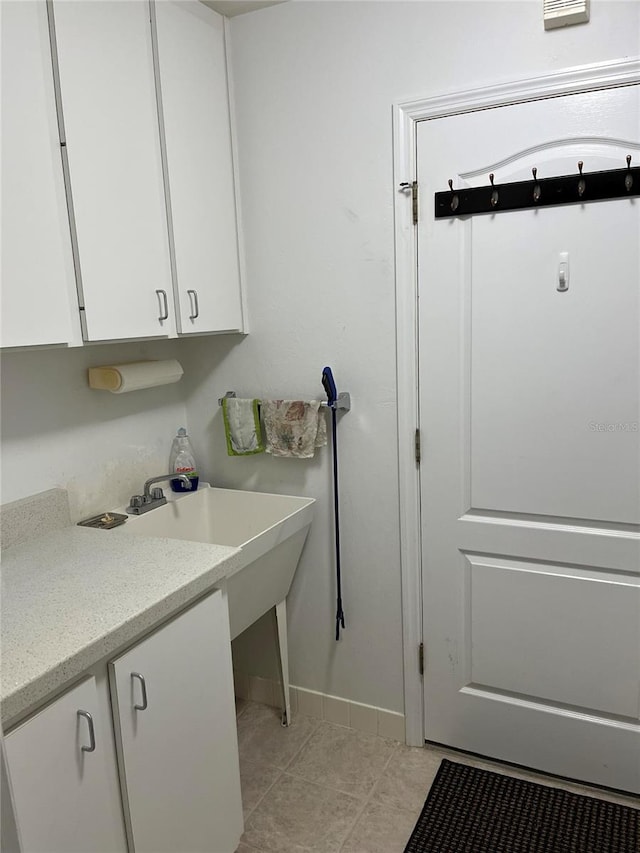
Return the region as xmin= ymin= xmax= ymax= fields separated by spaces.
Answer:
xmin=169 ymin=428 xmax=199 ymax=493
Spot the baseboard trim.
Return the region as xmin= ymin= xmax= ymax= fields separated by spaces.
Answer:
xmin=234 ymin=673 xmax=406 ymax=743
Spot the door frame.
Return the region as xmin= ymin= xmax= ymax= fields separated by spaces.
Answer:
xmin=392 ymin=57 xmax=640 ymax=747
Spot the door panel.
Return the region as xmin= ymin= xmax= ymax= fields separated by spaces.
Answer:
xmin=467 ymin=556 xmax=640 ymax=718
xmin=470 ymin=200 xmax=639 ymax=524
xmin=418 ymin=85 xmax=640 ymax=792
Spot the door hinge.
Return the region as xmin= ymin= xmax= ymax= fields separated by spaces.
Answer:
xmin=399 ymin=181 xmax=418 ymax=225
xmin=414 ymin=428 xmax=421 ymax=464
xmin=419 ymin=642 xmax=424 ymax=676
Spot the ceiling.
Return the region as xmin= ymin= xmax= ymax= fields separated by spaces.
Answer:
xmin=202 ymin=0 xmax=286 ymax=17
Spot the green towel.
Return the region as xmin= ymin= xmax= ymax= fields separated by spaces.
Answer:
xmin=222 ymin=398 xmax=265 ymax=456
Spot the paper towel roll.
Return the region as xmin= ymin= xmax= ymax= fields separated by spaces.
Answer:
xmin=88 ymin=360 xmax=184 ymax=393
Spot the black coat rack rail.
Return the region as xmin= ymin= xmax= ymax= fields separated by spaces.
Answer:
xmin=434 ymin=157 xmax=640 ymax=219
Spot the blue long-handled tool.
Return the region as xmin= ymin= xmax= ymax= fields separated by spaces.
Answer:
xmin=322 ymin=366 xmax=345 ymax=640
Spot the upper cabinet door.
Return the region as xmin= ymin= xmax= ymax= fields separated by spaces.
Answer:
xmin=153 ymin=1 xmax=244 ymax=334
xmin=52 ymin=0 xmax=174 ymax=342
xmin=1 ymin=1 xmax=77 ymax=348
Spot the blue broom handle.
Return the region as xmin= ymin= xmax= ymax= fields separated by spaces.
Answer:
xmin=323 ymin=367 xmax=344 ymax=640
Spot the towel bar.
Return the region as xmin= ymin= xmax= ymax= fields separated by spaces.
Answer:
xmin=218 ymin=390 xmax=351 ymax=412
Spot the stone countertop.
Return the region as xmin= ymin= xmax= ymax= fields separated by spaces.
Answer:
xmin=1 ymin=526 xmax=242 ymax=728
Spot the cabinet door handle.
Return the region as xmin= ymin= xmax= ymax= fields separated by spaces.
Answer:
xmin=131 ymin=672 xmax=148 ymax=711
xmin=187 ymin=289 xmax=199 ymax=320
xmin=155 ymin=289 xmax=169 ymax=321
xmin=77 ymin=710 xmax=96 ymax=752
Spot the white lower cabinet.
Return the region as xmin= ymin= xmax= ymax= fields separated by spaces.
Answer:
xmin=5 ymin=590 xmax=243 ymax=853
xmin=4 ymin=676 xmax=124 ymax=853
xmin=109 ymin=589 xmax=243 ymax=853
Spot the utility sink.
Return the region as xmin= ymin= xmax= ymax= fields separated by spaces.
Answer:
xmin=124 ymin=485 xmax=315 ymax=725
xmin=125 ymin=485 xmax=315 ymax=638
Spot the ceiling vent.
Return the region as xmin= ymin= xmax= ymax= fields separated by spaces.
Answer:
xmin=544 ymin=0 xmax=590 ymax=29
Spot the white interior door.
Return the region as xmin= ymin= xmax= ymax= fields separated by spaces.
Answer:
xmin=418 ymin=85 xmax=640 ymax=793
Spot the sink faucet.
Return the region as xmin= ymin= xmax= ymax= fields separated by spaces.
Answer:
xmin=127 ymin=473 xmax=191 ymax=515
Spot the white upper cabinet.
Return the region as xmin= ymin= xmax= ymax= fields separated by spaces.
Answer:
xmin=152 ymin=1 xmax=245 ymax=334
xmin=52 ymin=0 xmax=175 ymax=342
xmin=1 ymin=1 xmax=78 ymax=348
xmin=3 ymin=0 xmax=245 ymax=348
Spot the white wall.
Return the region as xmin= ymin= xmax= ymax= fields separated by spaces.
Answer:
xmin=183 ymin=0 xmax=640 ymax=714
xmin=1 ymin=0 xmax=637 ymax=717
xmin=0 ymin=340 xmax=189 ymax=522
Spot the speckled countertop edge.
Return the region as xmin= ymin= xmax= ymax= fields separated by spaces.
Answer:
xmin=1 ymin=527 xmax=243 ymax=728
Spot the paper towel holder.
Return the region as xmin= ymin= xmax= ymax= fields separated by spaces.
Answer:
xmin=88 ymin=360 xmax=184 ymax=394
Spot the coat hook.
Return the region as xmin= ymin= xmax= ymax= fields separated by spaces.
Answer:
xmin=625 ymin=155 xmax=634 ymax=192
xmin=448 ymin=178 xmax=459 ymax=212
xmin=577 ymin=161 xmax=586 ymax=197
xmin=489 ymin=173 xmax=498 ymax=208
xmin=532 ymin=167 xmax=541 ymax=202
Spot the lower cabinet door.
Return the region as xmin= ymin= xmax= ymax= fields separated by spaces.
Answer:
xmin=4 ymin=677 xmax=125 ymax=853
xmin=109 ymin=590 xmax=243 ymax=853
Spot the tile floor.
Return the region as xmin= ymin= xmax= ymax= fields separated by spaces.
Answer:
xmin=234 ymin=699 xmax=639 ymax=853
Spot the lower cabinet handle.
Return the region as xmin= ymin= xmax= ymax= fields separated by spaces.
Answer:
xmin=187 ymin=289 xmax=199 ymax=320
xmin=155 ymin=289 xmax=169 ymax=321
xmin=77 ymin=710 xmax=96 ymax=753
xmin=131 ymin=672 xmax=148 ymax=711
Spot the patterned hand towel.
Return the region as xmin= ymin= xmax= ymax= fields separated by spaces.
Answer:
xmin=262 ymin=400 xmax=327 ymax=458
xmin=222 ymin=398 xmax=265 ymax=456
